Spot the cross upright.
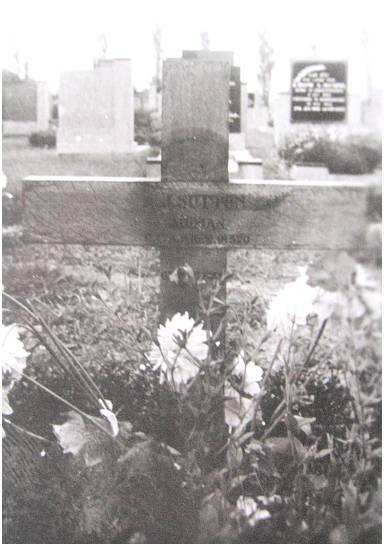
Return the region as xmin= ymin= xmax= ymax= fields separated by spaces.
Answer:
xmin=23 ymin=55 xmax=367 ymax=333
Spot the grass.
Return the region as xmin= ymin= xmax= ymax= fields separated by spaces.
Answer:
xmin=2 ymin=137 xmax=382 ymax=543
xmin=2 ymin=136 xmax=148 ymax=196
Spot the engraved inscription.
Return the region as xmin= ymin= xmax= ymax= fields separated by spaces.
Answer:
xmin=162 ymin=193 xmax=248 ymax=210
xmin=145 ymin=191 xmax=254 ymax=246
xmin=169 ymin=214 xmax=225 ymax=231
xmin=146 ymin=190 xmax=264 ymax=246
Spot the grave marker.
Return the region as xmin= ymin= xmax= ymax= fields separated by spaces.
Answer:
xmin=57 ymin=59 xmax=134 ymax=154
xmin=23 ymin=57 xmax=367 ymax=329
xmin=2 ymin=76 xmax=50 ymax=136
xmin=291 ymin=61 xmax=347 ymax=122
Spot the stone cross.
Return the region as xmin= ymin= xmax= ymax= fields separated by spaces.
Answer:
xmin=23 ymin=57 xmax=367 ymax=333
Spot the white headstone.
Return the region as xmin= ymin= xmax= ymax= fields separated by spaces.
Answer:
xmin=57 ymin=59 xmax=134 ymax=154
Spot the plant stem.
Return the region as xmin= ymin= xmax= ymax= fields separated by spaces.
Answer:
xmin=18 ymin=322 xmax=99 ymax=411
xmin=4 ymin=292 xmax=106 ymax=409
xmin=16 ymin=369 xmax=124 ymax=447
xmin=3 ymin=418 xmax=53 ymax=444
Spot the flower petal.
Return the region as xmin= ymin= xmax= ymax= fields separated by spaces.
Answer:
xmin=147 ymin=312 xmax=208 ymax=390
xmin=2 ymin=390 xmax=13 ymax=415
xmin=99 ymin=408 xmax=119 ymax=437
xmin=1 ymin=324 xmax=29 ymax=379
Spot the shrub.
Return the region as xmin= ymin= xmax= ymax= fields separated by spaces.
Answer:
xmin=29 ymin=129 xmax=56 ymax=149
xmin=134 ymin=111 xmax=161 ymax=146
xmin=2 ymin=250 xmax=381 ymax=543
xmin=134 ymin=111 xmax=152 ymax=144
xmin=279 ymin=132 xmax=382 ymax=174
xmin=2 ymin=194 xmax=22 ymax=226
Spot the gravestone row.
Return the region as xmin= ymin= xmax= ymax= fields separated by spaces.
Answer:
xmin=23 ymin=56 xmax=367 ymax=329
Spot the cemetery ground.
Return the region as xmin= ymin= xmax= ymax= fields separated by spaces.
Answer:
xmin=2 ymin=137 xmax=382 ymax=543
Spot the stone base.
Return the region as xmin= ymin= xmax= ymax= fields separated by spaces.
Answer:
xmin=3 ymin=121 xmax=48 ymax=136
xmin=237 ymin=161 xmax=263 ymax=179
xmin=229 ymin=133 xmax=246 ymax=151
xmin=146 ymin=157 xmax=161 ymax=177
xmin=292 ymin=164 xmax=329 ymax=181
xmin=146 ymin=153 xmax=263 ymax=179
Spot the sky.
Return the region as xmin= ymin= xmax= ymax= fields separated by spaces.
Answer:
xmin=1 ymin=0 xmax=382 ymax=97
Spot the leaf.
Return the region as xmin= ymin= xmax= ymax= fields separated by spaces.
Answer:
xmin=198 ymin=489 xmax=233 ymax=542
xmin=314 ymin=448 xmax=333 ymax=459
xmin=226 ymin=442 xmax=243 ymax=468
xmin=52 ymin=411 xmax=87 ymax=456
xmin=98 ymin=398 xmax=119 ymax=437
xmin=99 ymin=408 xmax=119 ymax=437
xmin=264 ymin=436 xmax=306 ymax=468
xmin=293 ymin=415 xmax=316 ymax=436
xmin=52 ymin=410 xmax=123 ymax=467
xmin=52 ymin=411 xmax=86 ymax=455
xmin=230 ymin=474 xmax=248 ymax=490
xmin=237 ymin=431 xmax=255 ymax=446
xmin=252 ymin=453 xmax=281 ymax=479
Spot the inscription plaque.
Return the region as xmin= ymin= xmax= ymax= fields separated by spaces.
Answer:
xmin=291 ymin=61 xmax=347 ymax=122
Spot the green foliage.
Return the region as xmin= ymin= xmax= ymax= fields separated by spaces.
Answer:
xmin=134 ymin=110 xmax=161 ymax=146
xmin=134 ymin=110 xmax=152 ymax=145
xmin=278 ymin=132 xmax=382 ymax=174
xmin=29 ymin=129 xmax=56 ymax=149
xmin=2 ymin=239 xmax=381 ymax=543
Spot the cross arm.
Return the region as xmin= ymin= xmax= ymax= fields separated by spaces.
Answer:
xmin=22 ymin=176 xmax=367 ymax=250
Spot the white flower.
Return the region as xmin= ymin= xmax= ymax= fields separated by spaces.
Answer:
xmin=147 ymin=313 xmax=208 ymax=389
xmin=98 ymin=398 xmax=119 ymax=437
xmin=232 ymin=351 xmax=263 ymax=396
xmin=267 ymin=267 xmax=334 ymax=337
xmin=2 ymin=386 xmax=13 ymax=416
xmin=355 ymin=264 xmax=378 ymax=290
xmin=225 ymin=385 xmax=255 ymax=428
xmin=2 ymin=324 xmax=29 ymax=440
xmin=237 ymin=495 xmax=258 ymax=515
xmin=236 ymin=495 xmax=271 ymax=526
xmin=312 ymin=289 xmax=339 ymax=323
xmin=1 ymin=324 xmax=29 ymax=379
xmin=354 ymin=264 xmax=382 ymax=319
xmin=1 ymin=171 xmax=7 ymax=190
xmin=225 ymin=352 xmax=263 ymax=428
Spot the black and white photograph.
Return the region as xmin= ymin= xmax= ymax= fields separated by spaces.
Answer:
xmin=1 ymin=0 xmax=382 ymax=543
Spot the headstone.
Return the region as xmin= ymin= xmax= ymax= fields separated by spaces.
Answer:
xmin=57 ymin=59 xmax=134 ymax=154
xmin=240 ymin=83 xmax=248 ymax=134
xmin=274 ymin=60 xmax=366 ymax=145
xmin=162 ymin=60 xmax=229 ymax=183
xmin=2 ymin=73 xmax=50 ymax=136
xmin=182 ymin=50 xmax=245 ymax=152
xmin=291 ymin=61 xmax=347 ymax=122
xmin=23 ymin=56 xmax=367 ymax=327
xmin=146 ymin=52 xmax=258 ymax=180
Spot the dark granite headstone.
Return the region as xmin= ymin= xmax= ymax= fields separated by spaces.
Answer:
xmin=291 ymin=61 xmax=347 ymax=122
